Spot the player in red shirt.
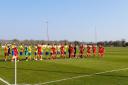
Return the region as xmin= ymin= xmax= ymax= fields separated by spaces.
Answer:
xmin=98 ymin=44 xmax=105 ymax=57
xmin=60 ymin=44 xmax=65 ymax=58
xmin=69 ymin=44 xmax=74 ymax=58
xmin=11 ymin=46 xmax=19 ymax=61
xmin=79 ymin=44 xmax=84 ymax=58
xmin=92 ymin=44 xmax=97 ymax=57
xmin=37 ymin=44 xmax=42 ymax=60
xmin=87 ymin=45 xmax=91 ymax=57
xmin=51 ymin=44 xmax=56 ymax=59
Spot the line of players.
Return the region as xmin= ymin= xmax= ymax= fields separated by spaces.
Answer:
xmin=3 ymin=43 xmax=105 ymax=61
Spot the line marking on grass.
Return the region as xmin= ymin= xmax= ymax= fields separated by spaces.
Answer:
xmin=37 ymin=67 xmax=128 ymax=85
xmin=0 ymin=77 xmax=10 ymax=85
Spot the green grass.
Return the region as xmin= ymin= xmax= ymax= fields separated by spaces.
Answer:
xmin=0 ymin=47 xmax=128 ymax=85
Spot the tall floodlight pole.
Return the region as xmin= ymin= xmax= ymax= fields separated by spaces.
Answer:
xmin=46 ymin=21 xmax=49 ymax=41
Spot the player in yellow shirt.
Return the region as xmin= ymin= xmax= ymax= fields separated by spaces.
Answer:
xmin=34 ymin=45 xmax=38 ymax=61
xmin=27 ymin=45 xmax=32 ymax=61
xmin=45 ymin=44 xmax=50 ymax=59
xmin=19 ymin=44 xmax=24 ymax=56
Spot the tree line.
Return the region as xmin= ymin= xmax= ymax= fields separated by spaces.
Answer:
xmin=0 ymin=39 xmax=128 ymax=47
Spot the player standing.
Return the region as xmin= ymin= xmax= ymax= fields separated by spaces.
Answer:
xmin=40 ymin=44 xmax=44 ymax=60
xmin=57 ymin=44 xmax=61 ymax=58
xmin=37 ymin=44 xmax=42 ymax=60
xmin=28 ymin=45 xmax=32 ymax=61
xmin=4 ymin=44 xmax=8 ymax=61
xmin=87 ymin=45 xmax=91 ymax=57
xmin=19 ymin=44 xmax=24 ymax=57
xmin=98 ymin=44 xmax=105 ymax=57
xmin=51 ymin=44 xmax=56 ymax=59
xmin=7 ymin=45 xmax=11 ymax=57
xmin=60 ymin=44 xmax=65 ymax=58
xmin=34 ymin=45 xmax=38 ymax=60
xmin=11 ymin=45 xmax=19 ymax=61
xmin=69 ymin=44 xmax=74 ymax=58
xmin=92 ymin=44 xmax=97 ymax=57
xmin=11 ymin=44 xmax=15 ymax=60
xmin=79 ymin=44 xmax=84 ymax=58
xmin=45 ymin=44 xmax=50 ymax=59
xmin=24 ymin=45 xmax=29 ymax=61
xmin=74 ymin=44 xmax=77 ymax=58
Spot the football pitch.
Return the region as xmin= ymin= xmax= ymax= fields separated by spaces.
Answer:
xmin=0 ymin=47 xmax=128 ymax=85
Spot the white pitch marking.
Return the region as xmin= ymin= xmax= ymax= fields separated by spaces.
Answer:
xmin=0 ymin=77 xmax=10 ymax=85
xmin=36 ymin=67 xmax=128 ymax=85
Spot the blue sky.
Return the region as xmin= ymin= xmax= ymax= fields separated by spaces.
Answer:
xmin=0 ymin=0 xmax=128 ymax=42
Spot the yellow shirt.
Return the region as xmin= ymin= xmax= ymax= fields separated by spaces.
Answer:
xmin=34 ymin=46 xmax=38 ymax=52
xmin=28 ymin=46 xmax=32 ymax=53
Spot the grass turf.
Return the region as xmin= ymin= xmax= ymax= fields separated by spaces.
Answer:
xmin=0 ymin=47 xmax=128 ymax=85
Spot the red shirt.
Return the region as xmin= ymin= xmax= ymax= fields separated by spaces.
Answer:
xmin=99 ymin=47 xmax=104 ymax=53
xmin=92 ymin=46 xmax=96 ymax=53
xmin=101 ymin=47 xmax=104 ymax=53
xmin=14 ymin=47 xmax=18 ymax=56
xmin=51 ymin=47 xmax=56 ymax=54
xmin=38 ymin=46 xmax=42 ymax=53
xmin=87 ymin=46 xmax=91 ymax=53
xmin=80 ymin=46 xmax=84 ymax=53
xmin=69 ymin=46 xmax=74 ymax=53
xmin=60 ymin=46 xmax=64 ymax=53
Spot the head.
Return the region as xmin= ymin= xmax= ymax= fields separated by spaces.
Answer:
xmin=87 ymin=44 xmax=90 ymax=47
xmin=92 ymin=44 xmax=96 ymax=47
xmin=80 ymin=44 xmax=83 ymax=47
xmin=52 ymin=44 xmax=54 ymax=47
xmin=70 ymin=43 xmax=73 ymax=47
xmin=61 ymin=43 xmax=64 ymax=46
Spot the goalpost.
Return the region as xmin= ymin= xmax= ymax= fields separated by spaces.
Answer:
xmin=14 ymin=57 xmax=17 ymax=85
